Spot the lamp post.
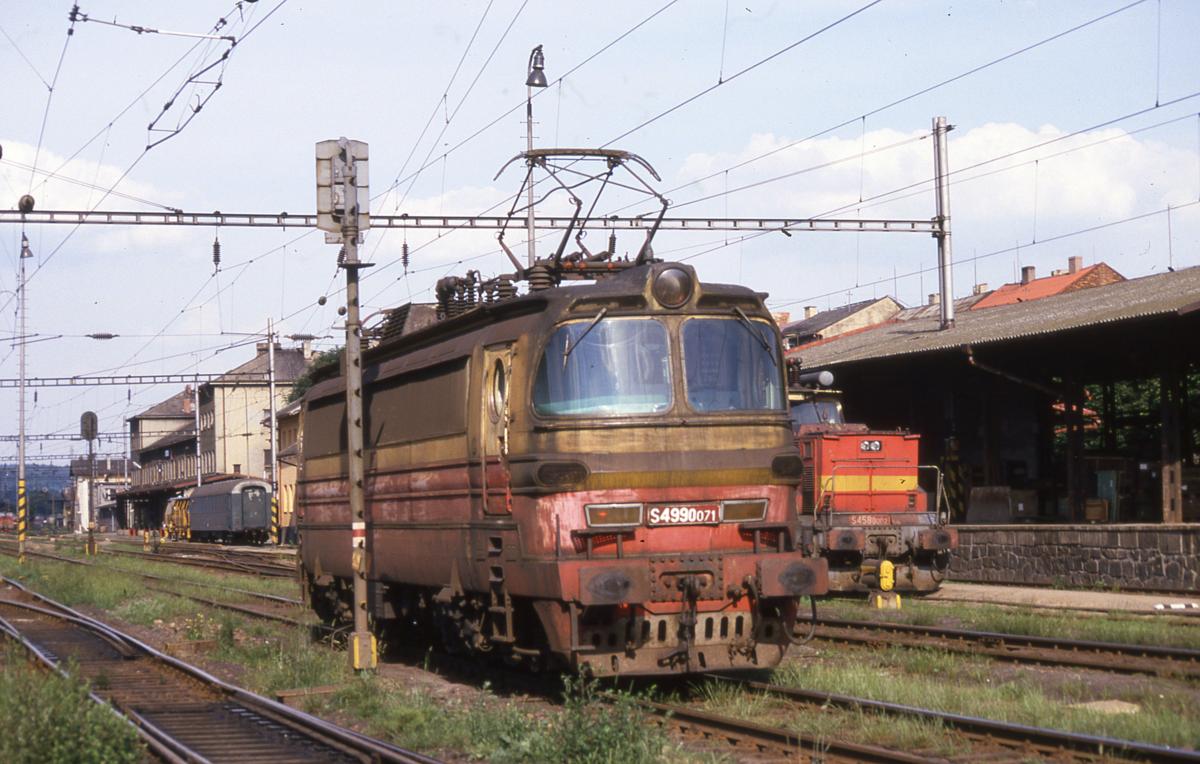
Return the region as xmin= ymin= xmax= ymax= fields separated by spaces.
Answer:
xmin=525 ymin=45 xmax=548 ymax=268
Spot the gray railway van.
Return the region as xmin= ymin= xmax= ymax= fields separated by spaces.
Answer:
xmin=188 ymin=478 xmax=272 ymax=543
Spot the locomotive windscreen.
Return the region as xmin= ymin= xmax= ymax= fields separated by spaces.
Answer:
xmin=534 ymin=318 xmax=671 ymax=416
xmin=683 ymin=318 xmax=783 ymax=412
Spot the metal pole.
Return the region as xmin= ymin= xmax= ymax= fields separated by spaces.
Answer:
xmin=17 ymin=234 xmax=32 ymax=562
xmin=267 ymin=319 xmax=280 ymax=544
xmin=86 ymin=437 xmax=96 ymax=555
xmin=193 ymin=380 xmax=202 ymax=487
xmin=340 ymin=140 xmax=376 ymax=671
xmin=932 ymin=116 xmax=955 ymax=330
xmin=525 ymin=87 xmax=536 ymax=268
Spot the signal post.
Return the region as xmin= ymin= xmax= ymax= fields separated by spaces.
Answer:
xmin=317 ymin=138 xmax=376 ymax=672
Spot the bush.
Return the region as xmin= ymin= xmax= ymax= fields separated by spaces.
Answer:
xmin=0 ymin=652 xmax=142 ymax=764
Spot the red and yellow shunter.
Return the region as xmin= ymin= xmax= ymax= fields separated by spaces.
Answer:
xmin=789 ymin=373 xmax=956 ymax=595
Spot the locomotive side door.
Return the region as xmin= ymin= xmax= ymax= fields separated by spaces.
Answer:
xmin=479 ymin=345 xmax=514 ymax=515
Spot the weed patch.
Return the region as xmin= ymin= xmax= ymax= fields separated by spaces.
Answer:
xmin=0 ymin=650 xmax=142 ymax=764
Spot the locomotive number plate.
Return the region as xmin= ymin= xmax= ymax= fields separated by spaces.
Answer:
xmin=846 ymin=513 xmax=899 ymax=527
xmin=647 ymin=503 xmax=720 ymax=526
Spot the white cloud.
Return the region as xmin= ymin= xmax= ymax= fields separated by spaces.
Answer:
xmin=672 ymin=121 xmax=1199 ymax=227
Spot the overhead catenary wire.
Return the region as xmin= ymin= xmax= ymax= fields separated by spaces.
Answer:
xmin=612 ymin=0 xmax=1154 ymax=219
xmin=25 ymin=4 xmax=80 ymax=198
xmin=769 ymin=199 xmax=1200 ymax=311
xmin=10 ymin=1 xmax=284 ymax=299
xmin=663 ymin=94 xmax=1200 ymax=282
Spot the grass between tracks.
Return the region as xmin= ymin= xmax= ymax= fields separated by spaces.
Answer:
xmin=0 ymin=648 xmax=143 ymax=763
xmin=0 ymin=552 xmax=686 ymax=763
xmin=688 ymin=644 xmax=1200 ymax=753
xmin=817 ymin=596 xmax=1200 ymax=649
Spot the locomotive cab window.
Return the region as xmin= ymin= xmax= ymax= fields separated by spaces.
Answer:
xmin=682 ymin=317 xmax=784 ymax=412
xmin=789 ymin=398 xmax=844 ymax=429
xmin=533 ymin=318 xmax=671 ymax=416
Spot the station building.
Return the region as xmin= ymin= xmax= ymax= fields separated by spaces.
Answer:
xmin=790 ymin=261 xmax=1200 ymax=591
xmin=119 ymin=341 xmax=310 ymax=529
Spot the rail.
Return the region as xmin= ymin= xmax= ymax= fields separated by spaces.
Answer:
xmin=0 ymin=575 xmax=438 ymax=763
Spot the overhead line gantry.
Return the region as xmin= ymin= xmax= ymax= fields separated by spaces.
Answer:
xmin=0 ymin=209 xmax=940 ymax=234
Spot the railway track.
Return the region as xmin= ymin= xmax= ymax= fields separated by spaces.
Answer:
xmin=102 ymin=546 xmax=296 ymax=578
xmin=0 ymin=542 xmax=310 ymax=630
xmin=812 ymin=617 xmax=1200 ymax=679
xmin=689 ymin=675 xmax=1200 ymax=763
xmin=0 ymin=576 xmax=437 ymax=764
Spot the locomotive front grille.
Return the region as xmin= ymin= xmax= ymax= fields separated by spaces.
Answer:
xmin=580 ymin=612 xmax=779 ymax=651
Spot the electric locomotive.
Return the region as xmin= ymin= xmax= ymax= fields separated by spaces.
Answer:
xmin=298 ymin=270 xmax=829 ymax=675
xmin=788 ymin=370 xmax=955 ymax=594
xmin=298 ymin=148 xmax=827 ymax=676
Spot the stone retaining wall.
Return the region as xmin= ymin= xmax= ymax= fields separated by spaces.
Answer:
xmin=949 ymin=524 xmax=1200 ymax=593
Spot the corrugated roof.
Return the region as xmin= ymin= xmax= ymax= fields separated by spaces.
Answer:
xmin=797 ymin=265 xmax=1200 ymax=368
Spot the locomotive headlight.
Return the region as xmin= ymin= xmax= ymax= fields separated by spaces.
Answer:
xmin=771 ymin=454 xmax=803 ymax=478
xmin=536 ymin=461 xmax=589 ymax=488
xmin=652 ymin=267 xmax=693 ymax=308
xmin=721 ymin=499 xmax=767 ymax=522
xmin=585 ymin=503 xmax=642 ymax=527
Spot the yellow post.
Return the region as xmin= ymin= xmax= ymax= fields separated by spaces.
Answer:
xmin=271 ymin=495 xmax=280 ymax=545
xmin=16 ymin=479 xmax=26 ymax=564
xmin=143 ymin=529 xmax=150 ymax=551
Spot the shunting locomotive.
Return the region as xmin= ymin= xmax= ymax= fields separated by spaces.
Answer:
xmin=788 ymin=367 xmax=955 ymax=596
xmin=297 ymin=149 xmax=827 ymax=676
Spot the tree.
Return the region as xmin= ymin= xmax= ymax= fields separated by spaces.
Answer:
xmin=288 ymin=348 xmax=341 ymax=402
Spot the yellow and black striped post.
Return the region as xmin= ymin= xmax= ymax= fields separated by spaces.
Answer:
xmin=942 ymin=436 xmax=967 ymax=522
xmin=17 ymin=479 xmax=27 ymax=564
xmin=271 ymin=495 xmax=280 ymax=545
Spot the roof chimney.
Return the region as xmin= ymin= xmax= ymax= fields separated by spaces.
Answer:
xmin=972 ymin=283 xmax=988 ymax=295
xmin=1020 ymin=265 xmax=1036 ymax=285
xmin=804 ymin=306 xmax=818 ymax=319
xmin=1068 ymin=255 xmax=1082 ymax=274
xmin=928 ymin=293 xmax=940 ymax=306
xmin=256 ymin=341 xmax=269 ymax=355
xmin=301 ymin=339 xmax=313 ymax=360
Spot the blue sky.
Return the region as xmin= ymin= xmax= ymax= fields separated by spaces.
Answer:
xmin=2 ymin=0 xmax=1198 ymax=459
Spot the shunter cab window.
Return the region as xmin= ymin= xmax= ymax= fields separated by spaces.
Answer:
xmin=789 ymin=399 xmax=844 ymax=430
xmin=534 ymin=318 xmax=671 ymax=416
xmin=682 ymin=318 xmax=784 ymax=412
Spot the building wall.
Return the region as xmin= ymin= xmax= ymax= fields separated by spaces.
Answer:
xmin=199 ymin=383 xmax=291 ymax=479
xmin=950 ymin=524 xmax=1200 ymax=592
xmin=823 ymin=298 xmax=901 ymax=340
xmin=130 ymin=416 xmax=191 ymax=454
xmin=1063 ymin=263 xmax=1124 ymax=293
xmin=73 ymin=476 xmax=131 ymax=531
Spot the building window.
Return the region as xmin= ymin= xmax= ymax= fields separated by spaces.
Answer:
xmin=233 ymin=463 xmax=241 ymax=474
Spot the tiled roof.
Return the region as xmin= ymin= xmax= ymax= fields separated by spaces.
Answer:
xmin=134 ymin=388 xmax=193 ymax=419
xmin=971 ymin=263 xmax=1122 ymax=309
xmin=780 ymin=297 xmax=893 ymax=337
xmin=796 ymin=265 xmax=1200 ymax=369
xmin=213 ymin=346 xmax=308 ymax=385
xmin=894 ymin=293 xmax=989 ymax=321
